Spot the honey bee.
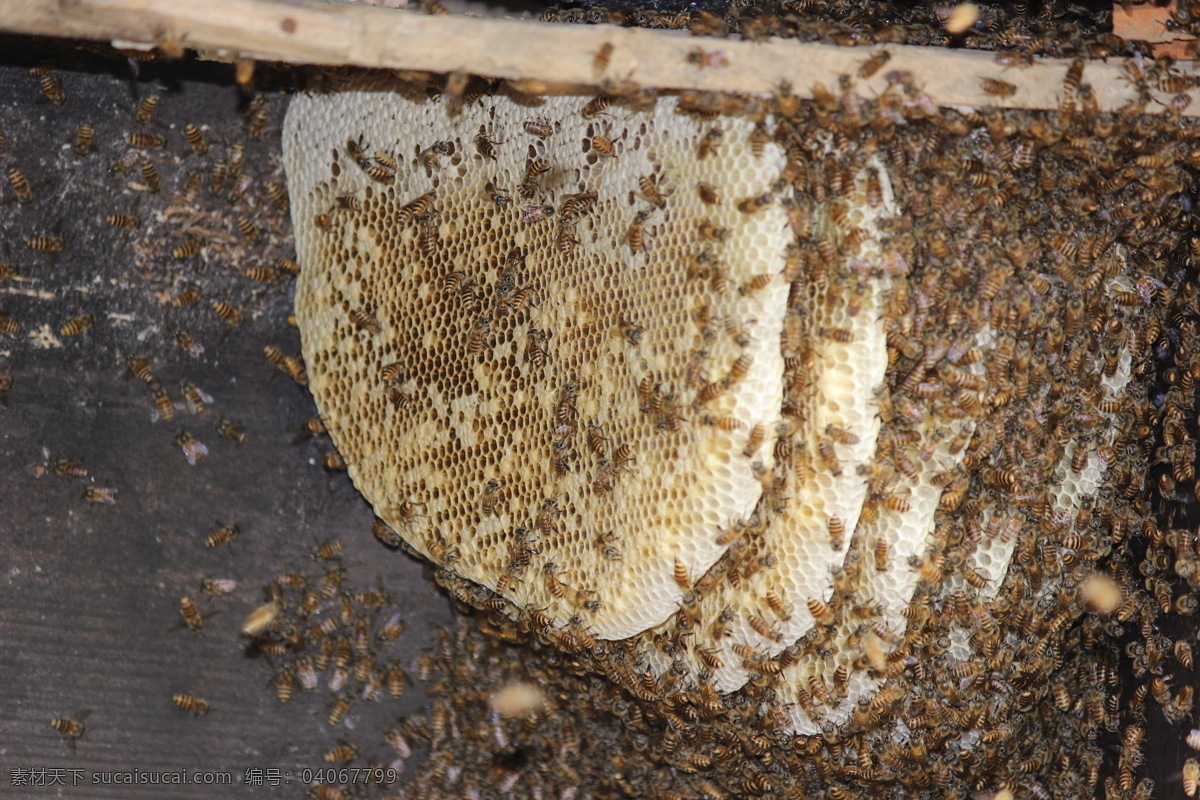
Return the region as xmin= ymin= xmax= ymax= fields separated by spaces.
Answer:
xmin=174 ymin=428 xmax=208 ymax=465
xmin=0 ymin=314 xmax=22 ymax=335
xmin=241 ymin=600 xmax=280 ymax=637
xmin=199 ymin=577 xmax=236 ymax=595
xmin=126 ymin=132 xmax=166 ymax=149
xmin=350 ymin=307 xmax=381 ymax=334
xmin=210 ymin=300 xmax=242 ymax=326
xmin=627 ymin=210 xmax=651 ymax=252
xmin=179 ymin=596 xmax=205 ymax=632
xmin=134 ymin=94 xmax=159 ymax=125
xmin=310 ymin=538 xmax=344 ymax=562
xmin=149 ymin=381 xmax=175 ymax=422
xmin=140 ymin=160 xmax=160 ymax=192
xmin=276 ymin=258 xmax=300 ymax=276
xmin=235 ymin=216 xmax=261 ymax=242
xmin=168 ymin=285 xmax=201 ymax=307
xmin=697 ymin=182 xmax=719 ymax=204
xmin=582 ymin=95 xmax=612 ymax=118
xmin=8 ymin=167 xmax=33 ymax=204
xmin=50 ymin=458 xmax=88 ymax=478
xmin=638 ymin=175 xmax=667 ymax=209
xmin=327 ymin=692 xmax=354 ymax=726
xmin=171 ymin=237 xmax=202 ymax=259
xmin=248 ymin=106 xmax=267 ymax=141
xmin=559 ymin=191 xmax=597 ymax=221
xmin=178 ymin=122 xmax=208 ymax=155
xmin=591 ymin=135 xmax=616 ymax=157
xmin=473 ymin=128 xmax=501 ymax=160
xmin=212 ymin=417 xmax=246 ymax=444
xmin=104 ymin=213 xmax=141 ymax=230
xmin=50 ymin=711 xmax=90 ymax=749
xmin=81 ymin=486 xmax=118 ymax=505
xmin=698 ymin=220 xmax=728 ymax=241
xmin=979 ymin=77 xmax=1017 ymax=98
xmin=858 ymin=48 xmax=892 ymax=78
xmin=208 ymin=159 xmax=227 ymax=195
xmin=172 ymin=329 xmax=203 ymax=359
xmin=172 ymin=693 xmax=211 ymax=715
xmin=40 ymin=74 xmax=66 ymax=105
xmin=58 ymin=314 xmax=95 ymax=337
xmin=554 ymin=223 xmax=579 ymax=256
xmin=807 ymin=596 xmax=833 ymax=623
xmin=672 ymin=558 xmax=691 ymax=589
xmin=26 ymin=235 xmax=63 ymax=251
xmin=1184 ymin=758 xmax=1199 ymax=798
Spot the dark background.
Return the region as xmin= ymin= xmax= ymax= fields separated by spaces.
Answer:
xmin=0 ymin=43 xmax=453 ymax=800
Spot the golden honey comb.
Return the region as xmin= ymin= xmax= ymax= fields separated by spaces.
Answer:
xmin=286 ymin=77 xmax=793 ymax=639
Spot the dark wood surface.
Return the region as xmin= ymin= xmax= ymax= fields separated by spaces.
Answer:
xmin=0 ymin=43 xmax=453 ymax=800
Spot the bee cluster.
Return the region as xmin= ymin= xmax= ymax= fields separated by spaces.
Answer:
xmin=538 ymin=0 xmax=1141 ymax=60
xmin=288 ymin=51 xmax=1200 ymax=800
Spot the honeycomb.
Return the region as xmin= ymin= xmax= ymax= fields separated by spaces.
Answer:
xmin=286 ymin=73 xmax=1177 ymax=742
xmin=285 ymin=76 xmax=791 ymax=640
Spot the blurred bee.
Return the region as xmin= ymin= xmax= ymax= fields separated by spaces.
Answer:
xmin=51 ymin=458 xmax=88 ymax=478
xmin=81 ymin=486 xmax=118 ymax=505
xmin=26 ymin=236 xmax=64 ymax=251
xmin=243 ymin=267 xmax=279 ymax=284
xmin=108 ymin=151 xmax=139 ymax=174
xmin=104 ymin=213 xmax=140 ymax=230
xmin=208 ymin=159 xmax=227 ymax=195
xmin=311 ymin=538 xmax=344 ymax=561
xmin=199 ymin=577 xmax=236 ymax=595
xmin=276 ymin=258 xmax=300 ymax=276
xmin=40 ymin=74 xmax=66 ymax=105
xmin=59 ymin=314 xmax=95 ymax=337
xmin=686 ymin=48 xmax=729 ymax=69
xmin=524 ymin=119 xmax=553 ymax=138
xmin=135 ymin=94 xmax=159 ymax=125
xmin=179 ymin=596 xmax=205 ymax=631
xmin=591 ymin=135 xmax=617 ymax=157
xmin=241 ymin=600 xmax=281 ymax=637
xmin=172 ymin=693 xmax=210 ymax=715
xmin=248 ymin=106 xmax=267 ymax=141
xmin=327 ymin=692 xmax=354 ymax=726
xmin=183 ymin=123 xmax=207 ymax=155
xmin=169 ymin=285 xmax=200 ymax=307
xmin=323 ymin=452 xmax=347 ymax=470
xmin=140 ymin=161 xmax=160 ymax=192
xmin=582 ymin=95 xmax=612 ymax=118
xmin=325 ymin=742 xmax=360 ymax=763
xmin=214 ymin=417 xmax=246 ymax=444
xmin=174 ymin=429 xmax=209 ymax=465
xmin=593 ymin=42 xmax=614 ymax=75
xmin=149 ymin=381 xmax=175 ymax=422
xmin=178 ymin=379 xmax=211 ymax=415
xmin=173 ymin=330 xmax=204 ymax=358
xmin=8 ymin=167 xmax=32 ymax=204
xmin=126 ymin=132 xmax=166 ymax=149
xmin=264 ymin=182 xmax=288 ymax=211
xmin=979 ymin=77 xmax=1017 ymax=97
xmin=858 ymin=48 xmax=891 ymax=78
xmin=236 ymin=216 xmax=261 ymax=242
xmin=172 ymin=238 xmax=201 ymax=259
xmin=50 ymin=711 xmax=90 ymax=751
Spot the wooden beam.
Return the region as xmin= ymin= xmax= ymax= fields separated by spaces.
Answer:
xmin=3 ymin=0 xmax=1200 ymax=114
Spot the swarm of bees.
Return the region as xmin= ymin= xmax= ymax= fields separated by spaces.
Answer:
xmin=8 ymin=17 xmax=1200 ymax=800
xmin=285 ymin=49 xmax=1200 ymax=800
